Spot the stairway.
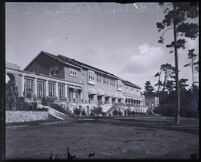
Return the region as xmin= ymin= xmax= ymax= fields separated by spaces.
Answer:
xmin=106 ymin=104 xmax=127 ymax=116
xmin=38 ymin=103 xmax=72 ymax=120
xmin=101 ymin=104 xmax=113 ymax=113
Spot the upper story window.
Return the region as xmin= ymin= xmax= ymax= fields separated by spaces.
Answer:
xmin=107 ymin=77 xmax=109 ymax=84
xmin=103 ymin=77 xmax=106 ymax=84
xmin=88 ymin=71 xmax=95 ymax=81
xmin=96 ymin=73 xmax=102 ymax=82
xmin=110 ymin=79 xmax=115 ymax=86
xmin=105 ymin=77 xmax=108 ymax=84
xmin=49 ymin=66 xmax=59 ymax=76
xmin=70 ymin=68 xmax=77 ymax=77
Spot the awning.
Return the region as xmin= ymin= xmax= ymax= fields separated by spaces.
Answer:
xmin=118 ymin=94 xmax=124 ymax=99
xmin=97 ymin=89 xmax=104 ymax=96
xmin=88 ymin=88 xmax=96 ymax=95
xmin=112 ymin=93 xmax=118 ymax=98
xmin=105 ymin=91 xmax=111 ymax=97
xmin=67 ymin=84 xmax=82 ymax=89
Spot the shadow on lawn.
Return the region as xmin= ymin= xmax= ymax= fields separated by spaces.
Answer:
xmin=49 ymin=147 xmax=95 ymax=160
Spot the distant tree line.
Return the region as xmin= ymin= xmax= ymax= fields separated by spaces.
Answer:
xmin=143 ymin=62 xmax=199 ymax=118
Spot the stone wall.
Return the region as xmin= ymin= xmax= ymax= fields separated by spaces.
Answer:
xmin=6 ymin=111 xmax=49 ymax=123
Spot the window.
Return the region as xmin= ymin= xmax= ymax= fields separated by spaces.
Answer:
xmin=49 ymin=66 xmax=59 ymax=76
xmin=110 ymin=79 xmax=115 ymax=86
xmin=103 ymin=77 xmax=106 ymax=84
xmin=96 ymin=73 xmax=102 ymax=82
xmin=70 ymin=68 xmax=77 ymax=77
xmin=58 ymin=83 xmax=65 ymax=100
xmin=104 ymin=77 xmax=109 ymax=85
xmin=88 ymin=71 xmax=95 ymax=81
xmin=37 ymin=80 xmax=45 ymax=97
xmin=24 ymin=78 xmax=34 ymax=96
xmin=48 ymin=82 xmax=56 ymax=97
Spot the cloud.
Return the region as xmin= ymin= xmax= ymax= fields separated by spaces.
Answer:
xmin=121 ymin=43 xmax=167 ymax=74
xmin=44 ymin=37 xmax=59 ymax=45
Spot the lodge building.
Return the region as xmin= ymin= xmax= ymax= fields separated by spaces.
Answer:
xmin=6 ymin=51 xmax=147 ymax=114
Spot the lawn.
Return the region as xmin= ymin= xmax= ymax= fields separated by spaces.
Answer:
xmin=6 ymin=117 xmax=199 ymax=159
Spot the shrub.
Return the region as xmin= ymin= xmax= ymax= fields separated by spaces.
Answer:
xmin=154 ymin=104 xmax=176 ymax=117
xmin=90 ymin=109 xmax=95 ymax=116
xmin=112 ymin=109 xmax=119 ymax=116
xmin=118 ymin=110 xmax=122 ymax=116
xmin=16 ymin=101 xmax=39 ymax=111
xmin=93 ymin=106 xmax=103 ymax=115
xmin=41 ymin=96 xmax=56 ymax=106
xmin=74 ymin=108 xmax=81 ymax=117
xmin=127 ymin=109 xmax=132 ymax=115
xmin=81 ymin=109 xmax=86 ymax=116
xmin=146 ymin=108 xmax=153 ymax=115
xmin=101 ymin=112 xmax=106 ymax=116
xmin=131 ymin=111 xmax=135 ymax=115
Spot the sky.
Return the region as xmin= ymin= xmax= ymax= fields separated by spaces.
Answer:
xmin=6 ymin=2 xmax=199 ymax=90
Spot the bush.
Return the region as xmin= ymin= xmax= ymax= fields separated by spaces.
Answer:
xmin=127 ymin=109 xmax=132 ymax=115
xmin=74 ymin=108 xmax=81 ymax=117
xmin=42 ymin=96 xmax=55 ymax=106
xmin=154 ymin=104 xmax=176 ymax=117
xmin=81 ymin=109 xmax=86 ymax=116
xmin=131 ymin=111 xmax=135 ymax=115
xmin=17 ymin=101 xmax=39 ymax=111
xmin=118 ymin=111 xmax=122 ymax=116
xmin=101 ymin=112 xmax=106 ymax=116
xmin=112 ymin=109 xmax=119 ymax=116
xmin=93 ymin=106 xmax=103 ymax=115
xmin=146 ymin=108 xmax=153 ymax=115
xmin=37 ymin=107 xmax=48 ymax=111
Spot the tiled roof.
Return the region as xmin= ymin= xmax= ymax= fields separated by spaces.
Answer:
xmin=25 ymin=50 xmax=141 ymax=89
xmin=57 ymin=54 xmax=118 ymax=78
xmin=122 ymin=80 xmax=141 ymax=89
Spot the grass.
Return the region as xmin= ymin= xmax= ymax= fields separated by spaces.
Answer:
xmin=6 ymin=117 xmax=199 ymax=159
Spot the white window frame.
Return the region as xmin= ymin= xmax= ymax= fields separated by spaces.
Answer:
xmin=37 ymin=80 xmax=45 ymax=97
xmin=70 ymin=68 xmax=77 ymax=77
xmin=49 ymin=66 xmax=59 ymax=76
xmin=88 ymin=71 xmax=95 ymax=81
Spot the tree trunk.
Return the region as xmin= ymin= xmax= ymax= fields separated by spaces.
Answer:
xmin=191 ymin=55 xmax=195 ymax=115
xmin=173 ymin=3 xmax=180 ymax=124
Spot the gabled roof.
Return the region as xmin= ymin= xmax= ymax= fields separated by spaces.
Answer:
xmin=24 ymin=50 xmax=141 ymax=89
xmin=24 ymin=51 xmax=81 ymax=71
xmin=58 ymin=54 xmax=119 ymax=79
xmin=122 ymin=80 xmax=141 ymax=89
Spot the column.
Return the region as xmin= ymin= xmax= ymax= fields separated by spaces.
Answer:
xmin=73 ymin=88 xmax=76 ymax=102
xmin=80 ymin=88 xmax=83 ymax=102
xmin=45 ymin=80 xmax=48 ymax=97
xmin=115 ymin=97 xmax=118 ymax=104
xmin=21 ymin=75 xmax=25 ymax=97
xmin=55 ymin=82 xmax=58 ymax=99
xmin=64 ymin=84 xmax=67 ymax=100
xmin=101 ymin=96 xmax=105 ymax=104
xmin=34 ymin=78 xmax=37 ymax=97
xmin=108 ymin=97 xmax=112 ymax=104
xmin=94 ymin=94 xmax=98 ymax=104
xmin=122 ymin=97 xmax=125 ymax=104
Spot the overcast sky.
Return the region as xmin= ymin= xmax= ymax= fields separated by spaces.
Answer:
xmin=6 ymin=2 xmax=199 ymax=90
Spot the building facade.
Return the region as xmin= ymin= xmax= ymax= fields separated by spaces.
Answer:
xmin=6 ymin=51 xmax=147 ymax=114
xmin=144 ymin=95 xmax=159 ymax=109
